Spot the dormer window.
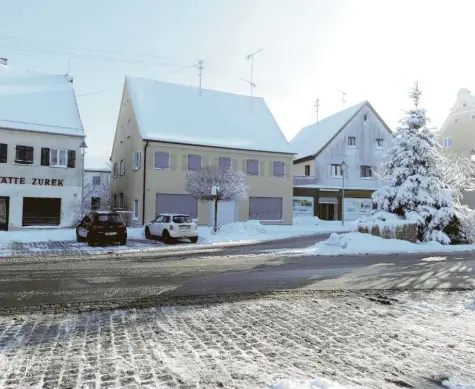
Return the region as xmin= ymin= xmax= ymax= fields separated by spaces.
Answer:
xmin=443 ymin=137 xmax=452 ymax=148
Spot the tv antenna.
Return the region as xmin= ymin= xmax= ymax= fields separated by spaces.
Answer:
xmin=314 ymin=98 xmax=320 ymax=124
xmin=242 ymin=48 xmax=263 ymax=104
xmin=337 ymin=89 xmax=346 ymax=104
xmin=198 ymin=60 xmax=204 ymax=96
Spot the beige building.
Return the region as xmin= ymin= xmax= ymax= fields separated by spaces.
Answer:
xmin=110 ymin=77 xmax=294 ymax=226
xmin=0 ymin=59 xmax=85 ymax=230
xmin=438 ymin=88 xmax=475 ymax=208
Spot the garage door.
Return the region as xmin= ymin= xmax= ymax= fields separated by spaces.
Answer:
xmin=156 ymin=194 xmax=198 ymax=218
xmin=249 ymin=197 xmax=283 ymax=221
xmin=22 ymin=197 xmax=61 ymax=226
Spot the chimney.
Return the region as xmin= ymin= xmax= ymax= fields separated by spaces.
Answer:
xmin=0 ymin=58 xmax=7 ymax=66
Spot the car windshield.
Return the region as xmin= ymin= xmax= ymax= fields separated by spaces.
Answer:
xmin=96 ymin=214 xmax=123 ymax=224
xmin=173 ymin=215 xmax=192 ymax=223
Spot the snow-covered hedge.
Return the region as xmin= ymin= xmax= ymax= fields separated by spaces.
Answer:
xmin=355 ymin=212 xmax=417 ymax=242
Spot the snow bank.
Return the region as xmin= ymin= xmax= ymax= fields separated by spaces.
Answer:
xmin=462 ymin=293 xmax=475 ymax=311
xmin=293 ymin=216 xmax=321 ymax=226
xmin=285 ymin=232 xmax=475 ymax=256
xmin=272 ymin=377 xmax=355 ymax=389
xmin=442 ymin=380 xmax=475 ymax=389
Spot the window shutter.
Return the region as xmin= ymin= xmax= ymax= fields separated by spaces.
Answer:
xmin=67 ymin=150 xmax=76 ymax=168
xmin=40 ymin=148 xmax=50 ymax=166
xmin=138 ymin=151 xmax=141 ymax=169
xmin=0 ymin=144 xmax=7 ymax=163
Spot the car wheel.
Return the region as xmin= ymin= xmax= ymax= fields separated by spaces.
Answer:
xmin=190 ymin=237 xmax=198 ymax=244
xmin=145 ymin=227 xmax=152 ymax=240
xmin=162 ymin=230 xmax=175 ymax=244
xmin=76 ymin=231 xmax=85 ymax=242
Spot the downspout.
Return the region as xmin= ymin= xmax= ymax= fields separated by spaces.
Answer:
xmin=142 ymin=141 xmax=149 ymax=225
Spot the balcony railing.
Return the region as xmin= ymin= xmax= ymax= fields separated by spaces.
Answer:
xmin=293 ymin=175 xmax=318 ymax=186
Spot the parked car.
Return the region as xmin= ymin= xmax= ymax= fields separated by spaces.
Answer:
xmin=145 ymin=213 xmax=198 ymax=243
xmin=76 ymin=211 xmax=127 ymax=246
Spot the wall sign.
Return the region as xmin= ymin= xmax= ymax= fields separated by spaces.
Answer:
xmin=0 ymin=176 xmax=64 ymax=186
xmin=293 ymin=196 xmax=314 ymax=217
xmin=344 ymin=198 xmax=373 ymax=220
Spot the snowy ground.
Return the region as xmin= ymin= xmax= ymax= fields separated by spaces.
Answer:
xmin=0 ymin=291 xmax=474 ymax=389
xmin=0 ymin=218 xmax=352 ymax=258
xmin=277 ymin=232 xmax=475 ymax=256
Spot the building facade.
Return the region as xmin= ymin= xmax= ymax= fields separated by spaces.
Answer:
xmin=290 ymin=101 xmax=393 ymax=221
xmin=83 ymin=168 xmax=111 ymax=212
xmin=110 ymin=77 xmax=294 ymax=226
xmin=437 ymin=88 xmax=475 ymax=208
xmin=0 ymin=60 xmax=85 ymax=230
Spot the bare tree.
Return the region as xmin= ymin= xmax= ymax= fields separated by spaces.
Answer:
xmin=440 ymin=149 xmax=475 ymax=202
xmin=185 ymin=165 xmax=249 ymax=232
xmin=82 ymin=171 xmax=112 ymax=213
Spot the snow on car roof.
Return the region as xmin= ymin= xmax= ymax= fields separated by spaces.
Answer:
xmin=0 ymin=64 xmax=84 ymax=136
xmin=126 ymin=77 xmax=293 ymax=154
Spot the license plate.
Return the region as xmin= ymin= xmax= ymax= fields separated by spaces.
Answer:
xmin=105 ymin=232 xmax=117 ymax=236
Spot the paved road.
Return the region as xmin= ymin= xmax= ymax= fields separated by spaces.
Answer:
xmin=1 ymin=232 xmax=474 ymax=309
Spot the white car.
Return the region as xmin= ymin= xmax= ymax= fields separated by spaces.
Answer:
xmin=145 ymin=213 xmax=199 ymax=243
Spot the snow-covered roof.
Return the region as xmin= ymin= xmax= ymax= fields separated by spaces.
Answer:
xmin=0 ymin=64 xmax=84 ymax=136
xmin=126 ymin=77 xmax=293 ymax=154
xmin=290 ymin=101 xmax=367 ymax=160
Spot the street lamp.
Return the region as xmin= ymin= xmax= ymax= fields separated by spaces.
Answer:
xmin=341 ymin=160 xmax=347 ymax=226
xmin=80 ymin=140 xmax=88 ymax=216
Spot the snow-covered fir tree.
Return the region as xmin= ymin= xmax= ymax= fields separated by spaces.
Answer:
xmin=372 ymin=82 xmax=455 ymax=244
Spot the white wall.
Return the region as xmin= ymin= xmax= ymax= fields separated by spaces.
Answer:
xmin=0 ymin=128 xmax=85 ymax=229
xmin=314 ymin=106 xmax=392 ymax=189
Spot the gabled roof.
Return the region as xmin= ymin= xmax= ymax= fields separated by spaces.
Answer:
xmin=126 ymin=77 xmax=293 ymax=154
xmin=0 ymin=64 xmax=84 ymax=136
xmin=290 ymin=101 xmax=367 ymax=160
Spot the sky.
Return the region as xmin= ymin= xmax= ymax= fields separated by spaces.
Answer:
xmin=0 ymin=0 xmax=473 ymax=168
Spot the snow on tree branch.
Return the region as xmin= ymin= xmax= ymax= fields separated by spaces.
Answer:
xmin=185 ymin=165 xmax=249 ymax=202
xmin=440 ymin=149 xmax=475 ymax=197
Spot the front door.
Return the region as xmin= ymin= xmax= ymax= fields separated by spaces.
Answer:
xmin=0 ymin=197 xmax=9 ymax=231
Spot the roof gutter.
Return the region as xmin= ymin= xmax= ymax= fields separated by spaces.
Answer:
xmin=142 ymin=140 xmax=149 ymax=225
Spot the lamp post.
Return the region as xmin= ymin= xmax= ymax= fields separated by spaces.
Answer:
xmin=80 ymin=140 xmax=88 ymax=217
xmin=341 ymin=160 xmax=347 ymax=226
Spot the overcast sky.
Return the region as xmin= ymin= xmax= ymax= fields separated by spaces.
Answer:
xmin=0 ymin=0 xmax=473 ymax=167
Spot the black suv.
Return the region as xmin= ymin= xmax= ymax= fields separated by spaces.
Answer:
xmin=76 ymin=211 xmax=127 ymax=246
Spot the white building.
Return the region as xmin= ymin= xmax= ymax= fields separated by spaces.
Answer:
xmin=83 ymin=168 xmax=111 ymax=212
xmin=291 ymin=101 xmax=393 ymax=221
xmin=0 ymin=59 xmax=85 ymax=230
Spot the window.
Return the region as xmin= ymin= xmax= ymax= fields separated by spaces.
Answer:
xmin=133 ymin=151 xmax=141 ymax=170
xmin=247 ymin=159 xmax=259 ymax=175
xmin=119 ymin=159 xmax=125 ymax=175
xmin=173 ymin=215 xmax=192 ymax=223
xmin=376 ymin=138 xmax=384 ymax=149
xmin=360 ymin=165 xmax=372 ymax=179
xmin=471 ymin=115 xmax=475 ymax=120
xmin=113 ymin=163 xmax=118 ymax=177
xmin=119 ymin=193 xmax=124 ymax=208
xmin=92 ymin=176 xmax=101 ymax=186
xmin=249 ymin=197 xmax=283 ymax=221
xmin=154 ymin=152 xmax=170 ymax=169
xmin=113 ymin=194 xmax=117 ymax=208
xmin=120 ymin=125 xmax=124 ymax=140
xmin=127 ymin=119 xmax=131 ymax=137
xmin=331 ymin=164 xmax=342 ymax=177
xmin=218 ymin=156 xmax=231 ymax=169
xmin=133 ymin=199 xmax=139 ymax=220
xmin=454 ymin=118 xmax=458 ymax=123
xmin=363 ymin=114 xmax=368 ymax=121
xmin=0 ymin=143 xmax=7 ymax=163
xmin=463 ymin=103 xmax=467 ymax=108
xmin=50 ymin=149 xmax=68 ymax=167
xmin=304 ymin=164 xmax=310 ymax=176
xmin=273 ymin=161 xmax=285 ymax=177
xmin=188 ymin=154 xmax=202 ymax=171
xmin=15 ymin=146 xmax=34 ymax=164
xmin=96 ymin=214 xmax=123 ymax=224
xmin=348 ymin=137 xmax=356 ymax=147
xmin=91 ymin=197 xmax=101 ymax=210
xmin=443 ymin=137 xmax=452 ymax=148
xmin=154 ymin=215 xmax=165 ymax=223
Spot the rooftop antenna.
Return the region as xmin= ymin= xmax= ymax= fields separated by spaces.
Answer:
xmin=243 ymin=48 xmax=263 ymax=105
xmin=198 ymin=59 xmax=204 ymax=96
xmin=314 ymin=98 xmax=320 ymax=125
xmin=337 ymin=89 xmax=346 ymax=104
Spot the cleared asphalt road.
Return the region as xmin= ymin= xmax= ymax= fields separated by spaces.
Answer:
xmin=0 ymin=233 xmax=474 ymax=309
